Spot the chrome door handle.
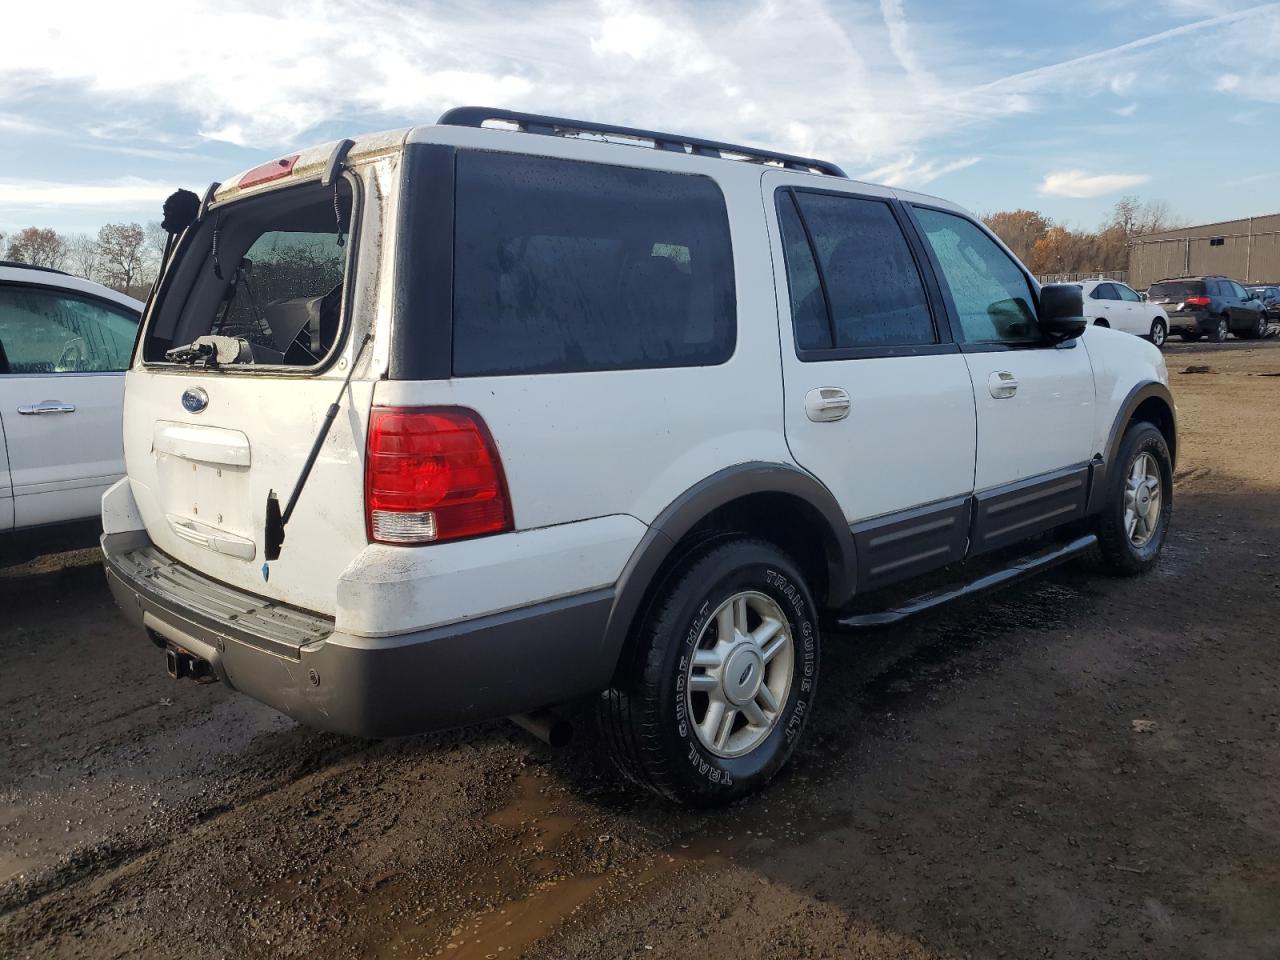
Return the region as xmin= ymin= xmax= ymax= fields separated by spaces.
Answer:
xmin=805 ymin=387 xmax=851 ymax=422
xmin=988 ymin=372 xmax=1019 ymax=399
xmin=17 ymin=400 xmax=77 ymax=415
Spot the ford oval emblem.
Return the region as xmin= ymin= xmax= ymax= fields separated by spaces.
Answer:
xmin=182 ymin=387 xmax=209 ymax=414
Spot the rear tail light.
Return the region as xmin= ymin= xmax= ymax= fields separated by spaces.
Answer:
xmin=1184 ymin=296 xmax=1211 ymax=307
xmin=365 ymin=407 xmax=512 ymax=545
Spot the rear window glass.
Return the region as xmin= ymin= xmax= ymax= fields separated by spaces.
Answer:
xmin=142 ymin=180 xmax=353 ymax=367
xmin=452 ymin=152 xmax=735 ymax=376
xmin=1149 ymin=281 xmax=1204 ymax=298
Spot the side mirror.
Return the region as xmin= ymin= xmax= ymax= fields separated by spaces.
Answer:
xmin=1039 ymin=283 xmax=1087 ymax=341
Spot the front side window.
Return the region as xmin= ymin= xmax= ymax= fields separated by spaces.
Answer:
xmin=452 ymin=152 xmax=735 ymax=376
xmin=0 ymin=286 xmax=138 ymax=374
xmin=1116 ymin=284 xmax=1142 ymax=302
xmin=914 ymin=207 xmax=1038 ymax=344
xmin=141 ymin=179 xmax=354 ymax=368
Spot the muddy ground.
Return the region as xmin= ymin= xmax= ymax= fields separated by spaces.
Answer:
xmin=2 ymin=339 xmax=1279 ymax=960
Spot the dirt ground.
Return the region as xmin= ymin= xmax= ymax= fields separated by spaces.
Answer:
xmin=2 ymin=339 xmax=1279 ymax=960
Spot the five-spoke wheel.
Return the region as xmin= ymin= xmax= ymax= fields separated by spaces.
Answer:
xmin=686 ymin=591 xmax=794 ymax=758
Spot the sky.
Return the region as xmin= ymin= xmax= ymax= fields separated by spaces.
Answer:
xmin=1 ymin=0 xmax=1277 ymax=237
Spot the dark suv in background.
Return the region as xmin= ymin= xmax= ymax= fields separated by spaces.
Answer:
xmin=1247 ymin=285 xmax=1280 ymax=321
xmin=1148 ymin=276 xmax=1269 ymax=342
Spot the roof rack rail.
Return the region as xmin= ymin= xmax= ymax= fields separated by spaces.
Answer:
xmin=437 ymin=106 xmax=848 ymax=178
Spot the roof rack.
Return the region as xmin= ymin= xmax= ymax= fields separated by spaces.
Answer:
xmin=437 ymin=107 xmax=848 ymax=178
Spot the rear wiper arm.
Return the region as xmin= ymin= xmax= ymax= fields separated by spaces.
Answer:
xmin=164 ymin=341 xmax=218 ymax=366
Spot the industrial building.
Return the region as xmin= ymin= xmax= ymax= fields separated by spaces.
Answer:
xmin=1130 ymin=213 xmax=1280 ymax=291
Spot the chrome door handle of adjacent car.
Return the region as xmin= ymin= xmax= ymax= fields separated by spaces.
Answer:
xmin=805 ymin=387 xmax=851 ymax=422
xmin=988 ymin=372 xmax=1019 ymax=399
xmin=17 ymin=400 xmax=77 ymax=415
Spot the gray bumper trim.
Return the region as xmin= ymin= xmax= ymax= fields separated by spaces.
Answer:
xmin=103 ymin=533 xmax=616 ymax=738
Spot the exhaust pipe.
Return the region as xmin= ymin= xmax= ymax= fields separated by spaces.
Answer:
xmin=510 ymin=709 xmax=573 ymax=748
xmin=165 ymin=645 xmax=218 ymax=684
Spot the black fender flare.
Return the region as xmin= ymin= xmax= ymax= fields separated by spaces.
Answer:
xmin=1087 ymin=381 xmax=1177 ymax=513
xmin=599 ymin=462 xmax=857 ymax=670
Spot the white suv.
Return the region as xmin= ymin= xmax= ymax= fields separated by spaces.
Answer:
xmin=103 ymin=108 xmax=1176 ymax=803
xmin=1 ymin=261 xmax=142 ymax=561
xmin=1077 ymin=278 xmax=1171 ymax=348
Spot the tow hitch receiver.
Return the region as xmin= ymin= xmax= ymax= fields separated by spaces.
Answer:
xmin=165 ymin=645 xmax=218 ymax=684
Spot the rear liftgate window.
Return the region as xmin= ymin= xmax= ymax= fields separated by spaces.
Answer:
xmin=452 ymin=152 xmax=736 ymax=376
xmin=142 ymin=179 xmax=354 ymax=367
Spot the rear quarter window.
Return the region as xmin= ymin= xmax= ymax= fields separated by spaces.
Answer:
xmin=452 ymin=152 xmax=736 ymax=376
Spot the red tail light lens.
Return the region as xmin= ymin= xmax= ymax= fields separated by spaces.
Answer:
xmin=1184 ymin=296 xmax=1211 ymax=307
xmin=365 ymin=407 xmax=512 ymax=545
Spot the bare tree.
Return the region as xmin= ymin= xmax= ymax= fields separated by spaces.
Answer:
xmin=5 ymin=227 xmax=67 ymax=268
xmin=96 ymin=222 xmax=147 ymax=291
xmin=65 ymin=232 xmax=100 ymax=280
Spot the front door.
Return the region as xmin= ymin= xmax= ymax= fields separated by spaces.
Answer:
xmin=765 ymin=174 xmax=977 ymax=590
xmin=0 ymin=283 xmax=138 ymax=529
xmin=908 ymin=206 xmax=1096 ymax=554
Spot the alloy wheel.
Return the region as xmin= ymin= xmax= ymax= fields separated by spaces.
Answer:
xmin=686 ymin=591 xmax=795 ymax=758
xmin=1124 ymin=452 xmax=1163 ymax=548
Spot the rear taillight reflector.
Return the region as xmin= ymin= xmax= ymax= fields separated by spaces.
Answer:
xmin=1184 ymin=296 xmax=1211 ymax=307
xmin=365 ymin=407 xmax=512 ymax=545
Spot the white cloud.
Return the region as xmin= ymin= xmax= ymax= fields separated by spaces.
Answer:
xmin=1216 ymin=73 xmax=1243 ymax=91
xmin=0 ymin=178 xmax=173 ymax=209
xmin=1108 ymin=71 xmax=1138 ymax=95
xmin=1039 ymin=170 xmax=1151 ymax=198
xmin=1112 ymin=102 xmax=1139 ymax=116
xmin=862 ymin=155 xmax=981 ymax=188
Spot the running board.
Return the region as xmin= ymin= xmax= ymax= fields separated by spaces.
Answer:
xmin=836 ymin=533 xmax=1097 ymax=629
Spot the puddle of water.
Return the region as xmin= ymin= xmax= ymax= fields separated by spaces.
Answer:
xmin=484 ymin=771 xmax=577 ymax=873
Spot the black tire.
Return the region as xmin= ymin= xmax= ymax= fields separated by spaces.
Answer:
xmin=1092 ymin=422 xmax=1173 ymax=576
xmin=1179 ymin=331 xmax=1202 ymax=342
xmin=599 ymin=536 xmax=820 ymax=805
xmin=1235 ymin=313 xmax=1267 ymax=340
xmin=1208 ymin=316 xmax=1228 ymax=342
xmin=1148 ymin=317 xmax=1167 ymax=348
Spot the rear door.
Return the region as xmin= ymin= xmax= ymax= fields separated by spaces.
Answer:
xmin=764 ymin=173 xmax=977 ymax=589
xmin=907 ymin=205 xmax=1095 ymax=554
xmin=0 ymin=282 xmax=138 ymax=529
xmin=0 ymin=412 xmax=11 ymax=533
xmin=1113 ymin=283 xmax=1149 ymax=335
xmin=1089 ymin=283 xmax=1118 ymax=327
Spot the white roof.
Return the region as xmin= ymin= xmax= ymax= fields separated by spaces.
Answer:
xmin=0 ymin=263 xmax=145 ymax=314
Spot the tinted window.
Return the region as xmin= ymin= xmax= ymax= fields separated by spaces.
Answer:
xmin=776 ymin=191 xmax=829 ymax=351
xmin=1230 ymin=281 xmax=1248 ymax=299
xmin=778 ymin=190 xmax=935 ymax=350
xmin=1149 ymin=280 xmax=1204 ymax=299
xmin=0 ymin=285 xmax=138 ymax=374
xmin=1093 ymin=283 xmax=1117 ymax=300
xmin=914 ymin=208 xmax=1038 ymax=343
xmin=452 ymin=152 xmax=735 ymax=376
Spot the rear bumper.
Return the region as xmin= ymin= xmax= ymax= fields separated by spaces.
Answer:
xmin=1165 ymin=310 xmax=1207 ymax=333
xmin=103 ymin=532 xmax=615 ymax=738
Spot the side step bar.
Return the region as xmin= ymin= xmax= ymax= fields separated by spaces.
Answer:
xmin=837 ymin=533 xmax=1097 ymax=629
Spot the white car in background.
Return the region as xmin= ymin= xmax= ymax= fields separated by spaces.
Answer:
xmin=0 ymin=261 xmax=142 ymax=561
xmin=1077 ymin=278 xmax=1171 ymax=348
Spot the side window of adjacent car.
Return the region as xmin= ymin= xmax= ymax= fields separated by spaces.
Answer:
xmin=1093 ymin=283 xmax=1116 ymax=300
xmin=912 ymin=207 xmax=1039 ymax=345
xmin=1117 ymin=284 xmax=1142 ymax=303
xmin=776 ymin=189 xmax=936 ymax=353
xmin=0 ymin=285 xmax=139 ymax=375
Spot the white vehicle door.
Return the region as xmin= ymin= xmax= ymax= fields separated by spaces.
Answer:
xmin=907 ymin=205 xmax=1096 ymax=554
xmin=1088 ymin=282 xmax=1119 ymax=327
xmin=1112 ymin=283 xmax=1148 ymax=335
xmin=0 ymin=412 xmax=12 ymax=533
xmin=0 ymin=283 xmax=138 ymax=529
xmin=765 ymin=173 xmax=977 ymax=590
